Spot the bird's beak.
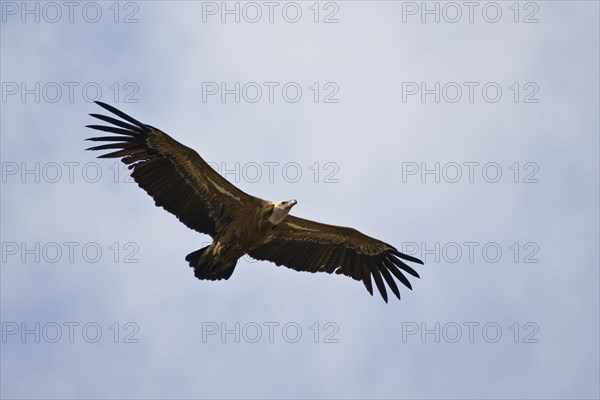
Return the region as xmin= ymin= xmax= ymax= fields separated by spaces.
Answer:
xmin=289 ymin=199 xmax=297 ymax=207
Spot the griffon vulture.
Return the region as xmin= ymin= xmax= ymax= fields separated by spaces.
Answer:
xmin=85 ymin=101 xmax=423 ymax=302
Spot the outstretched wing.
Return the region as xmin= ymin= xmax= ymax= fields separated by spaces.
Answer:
xmin=249 ymin=215 xmax=423 ymax=302
xmin=85 ymin=101 xmax=259 ymax=236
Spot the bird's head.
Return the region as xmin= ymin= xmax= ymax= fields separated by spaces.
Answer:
xmin=278 ymin=199 xmax=297 ymax=211
xmin=268 ymin=199 xmax=297 ymax=225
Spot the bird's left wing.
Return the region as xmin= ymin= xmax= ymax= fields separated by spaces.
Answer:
xmin=249 ymin=215 xmax=423 ymax=302
xmin=85 ymin=101 xmax=259 ymax=237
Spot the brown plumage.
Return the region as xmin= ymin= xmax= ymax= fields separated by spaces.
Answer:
xmin=86 ymin=101 xmax=423 ymax=302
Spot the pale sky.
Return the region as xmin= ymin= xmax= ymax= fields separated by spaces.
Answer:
xmin=1 ymin=1 xmax=599 ymax=399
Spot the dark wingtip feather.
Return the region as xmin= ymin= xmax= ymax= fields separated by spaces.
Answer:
xmin=389 ymin=254 xmax=421 ymax=278
xmin=88 ymin=113 xmax=145 ymax=133
xmin=392 ymin=249 xmax=424 ymax=265
xmin=379 ymin=265 xmax=401 ymax=300
xmin=384 ymin=257 xmax=413 ymax=290
xmin=86 ymin=143 xmax=127 ymax=151
xmin=362 ymin=274 xmax=373 ymax=296
xmin=85 ymin=125 xmax=140 ymax=137
xmin=85 ymin=136 xmax=134 ymax=142
xmin=371 ymin=268 xmax=388 ymax=303
xmin=92 ymin=101 xmax=146 ymax=128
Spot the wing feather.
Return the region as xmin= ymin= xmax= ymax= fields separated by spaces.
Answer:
xmin=362 ymin=270 xmax=374 ymax=296
xmin=249 ymin=215 xmax=423 ymax=302
xmin=379 ymin=264 xmax=401 ymax=300
xmin=371 ymin=267 xmax=388 ymax=303
xmin=389 ymin=254 xmax=420 ymax=278
xmin=86 ymin=125 xmax=141 ymax=136
xmin=383 ymin=257 xmax=413 ymax=290
xmin=86 ymin=101 xmax=259 ymax=236
xmin=89 ymin=113 xmax=144 ymax=132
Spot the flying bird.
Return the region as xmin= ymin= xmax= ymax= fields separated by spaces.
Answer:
xmin=85 ymin=101 xmax=423 ymax=302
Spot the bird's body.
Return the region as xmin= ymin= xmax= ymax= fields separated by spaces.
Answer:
xmin=187 ymin=200 xmax=293 ymax=280
xmin=86 ymin=101 xmax=423 ymax=302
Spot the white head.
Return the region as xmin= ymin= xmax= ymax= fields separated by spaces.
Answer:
xmin=268 ymin=199 xmax=297 ymax=225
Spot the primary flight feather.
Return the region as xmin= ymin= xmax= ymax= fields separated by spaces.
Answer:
xmin=86 ymin=101 xmax=423 ymax=302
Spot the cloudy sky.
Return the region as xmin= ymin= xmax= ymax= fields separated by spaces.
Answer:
xmin=1 ymin=1 xmax=598 ymax=399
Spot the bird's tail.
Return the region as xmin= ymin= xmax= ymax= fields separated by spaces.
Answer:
xmin=186 ymin=247 xmax=237 ymax=281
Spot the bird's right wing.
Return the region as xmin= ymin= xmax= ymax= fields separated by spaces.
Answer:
xmin=249 ymin=215 xmax=423 ymax=302
xmin=85 ymin=101 xmax=259 ymax=236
